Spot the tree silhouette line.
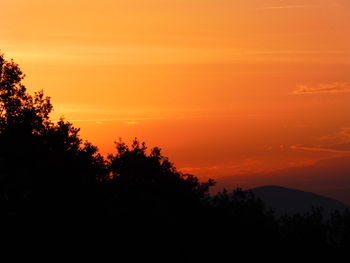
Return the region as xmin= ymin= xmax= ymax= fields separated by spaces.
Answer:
xmin=1 ymin=53 xmax=350 ymax=251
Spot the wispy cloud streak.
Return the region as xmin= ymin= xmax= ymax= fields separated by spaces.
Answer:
xmin=291 ymin=145 xmax=350 ymax=153
xmin=261 ymin=5 xmax=315 ymax=10
xmin=293 ymin=82 xmax=350 ymax=95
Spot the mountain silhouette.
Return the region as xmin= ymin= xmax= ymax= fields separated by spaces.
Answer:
xmin=251 ymin=185 xmax=349 ymax=218
xmin=214 ymin=156 xmax=350 ymax=205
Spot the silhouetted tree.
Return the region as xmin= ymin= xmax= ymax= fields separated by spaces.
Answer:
xmin=2 ymin=52 xmax=350 ymax=252
xmin=328 ymin=209 xmax=350 ymax=248
xmin=203 ymin=188 xmax=279 ymax=249
xmin=279 ymin=207 xmax=329 ymax=249
xmin=103 ymin=138 xmax=215 ymax=226
xmin=0 ymin=54 xmax=51 ymax=134
xmin=0 ymin=53 xmax=106 ymax=218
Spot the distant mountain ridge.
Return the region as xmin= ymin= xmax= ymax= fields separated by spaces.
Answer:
xmin=251 ymin=185 xmax=349 ymax=218
xmin=214 ymin=156 xmax=350 ymax=205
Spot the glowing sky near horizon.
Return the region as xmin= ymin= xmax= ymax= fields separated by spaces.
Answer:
xmin=1 ymin=0 xmax=350 ymax=179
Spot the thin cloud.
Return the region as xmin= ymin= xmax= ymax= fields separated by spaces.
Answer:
xmin=291 ymin=144 xmax=350 ymax=154
xmin=180 ymin=159 xmax=265 ymax=177
xmin=317 ymin=127 xmax=350 ymax=143
xmin=260 ymin=5 xmax=315 ymax=10
xmin=293 ymin=128 xmax=350 ymax=153
xmin=126 ymin=121 xmax=138 ymax=125
xmin=52 ymin=117 xmax=166 ymax=123
xmin=293 ymin=82 xmax=350 ymax=95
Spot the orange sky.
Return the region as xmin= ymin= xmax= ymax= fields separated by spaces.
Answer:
xmin=1 ymin=0 xmax=350 ymax=182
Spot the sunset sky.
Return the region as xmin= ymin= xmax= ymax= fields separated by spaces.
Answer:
xmin=1 ymin=0 xmax=350 ymax=200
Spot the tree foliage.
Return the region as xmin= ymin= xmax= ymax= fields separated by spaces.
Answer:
xmin=1 ymin=53 xmax=350 ymax=251
xmin=0 ymin=53 xmax=106 ymax=217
